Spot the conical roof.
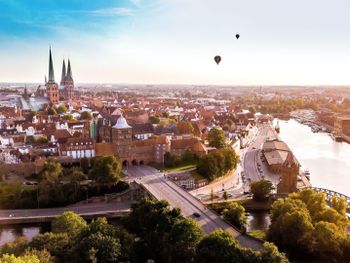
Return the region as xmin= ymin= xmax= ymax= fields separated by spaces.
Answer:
xmin=48 ymin=47 xmax=55 ymax=82
xmin=112 ymin=115 xmax=131 ymax=129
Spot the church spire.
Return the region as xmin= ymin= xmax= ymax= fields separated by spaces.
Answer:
xmin=66 ymin=59 xmax=73 ymax=81
xmin=61 ymin=59 xmax=66 ymax=84
xmin=48 ymin=47 xmax=55 ymax=83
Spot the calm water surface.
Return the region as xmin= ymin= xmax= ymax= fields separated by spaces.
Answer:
xmin=0 ymin=223 xmax=49 ymax=246
xmin=278 ymin=119 xmax=350 ymax=196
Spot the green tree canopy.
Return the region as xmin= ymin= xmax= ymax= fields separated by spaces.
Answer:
xmin=89 ymin=156 xmax=121 ymax=185
xmin=63 ymin=114 xmax=74 ymax=121
xmin=29 ymin=232 xmax=71 ymax=259
xmin=168 ymin=218 xmax=204 ymax=262
xmin=0 ymin=254 xmax=40 ymax=263
xmin=268 ymin=189 xmax=350 ymax=261
xmin=39 ymin=158 xmax=63 ymax=183
xmin=56 ymin=104 xmax=67 ymax=114
xmin=250 ymin=179 xmax=273 ymax=201
xmin=52 ymin=211 xmax=87 ymax=238
xmin=222 ymin=202 xmax=247 ymax=230
xmin=80 ymin=111 xmax=92 ymax=120
xmin=208 ymin=127 xmax=226 ymax=149
xmin=47 ymin=107 xmax=57 ymax=116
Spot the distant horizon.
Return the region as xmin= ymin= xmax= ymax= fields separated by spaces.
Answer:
xmin=2 ymin=81 xmax=350 ymax=89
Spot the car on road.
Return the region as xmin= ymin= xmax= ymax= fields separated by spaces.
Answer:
xmin=193 ymin=212 xmax=201 ymax=218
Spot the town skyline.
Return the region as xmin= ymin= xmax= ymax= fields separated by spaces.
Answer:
xmin=2 ymin=0 xmax=350 ymax=85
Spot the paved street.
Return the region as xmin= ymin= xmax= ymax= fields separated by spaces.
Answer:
xmin=243 ymin=124 xmax=281 ymax=190
xmin=0 ymin=201 xmax=132 ymax=222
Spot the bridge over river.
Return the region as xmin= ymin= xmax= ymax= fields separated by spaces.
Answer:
xmin=0 ymin=166 xmax=264 ymax=250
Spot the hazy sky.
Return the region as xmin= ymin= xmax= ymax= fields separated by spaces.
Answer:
xmin=1 ymin=0 xmax=350 ymax=85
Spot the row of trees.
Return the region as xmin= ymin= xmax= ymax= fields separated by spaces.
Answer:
xmin=268 ymin=189 xmax=350 ymax=261
xmin=0 ymin=156 xmax=126 ymax=209
xmin=164 ymin=149 xmax=199 ymax=168
xmin=197 ymin=147 xmax=239 ymax=181
xmin=1 ymin=199 xmax=288 ymax=263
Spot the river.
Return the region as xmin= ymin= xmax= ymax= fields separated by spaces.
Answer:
xmin=277 ymin=118 xmax=350 ymax=196
xmin=1 ymin=119 xmax=350 ymax=245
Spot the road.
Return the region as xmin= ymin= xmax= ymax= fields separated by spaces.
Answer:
xmin=243 ymin=124 xmax=281 ymax=190
xmin=189 ymin=123 xmax=279 ymax=201
xmin=0 ymin=202 xmax=132 ymax=223
xmin=126 ymin=165 xmax=263 ymax=250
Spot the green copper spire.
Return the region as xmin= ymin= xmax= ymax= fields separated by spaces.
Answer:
xmin=48 ymin=47 xmax=55 ymax=82
xmin=61 ymin=59 xmax=66 ymax=83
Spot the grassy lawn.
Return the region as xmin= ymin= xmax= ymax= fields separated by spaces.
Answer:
xmin=167 ymin=164 xmax=196 ymax=172
xmin=247 ymin=230 xmax=267 ymax=240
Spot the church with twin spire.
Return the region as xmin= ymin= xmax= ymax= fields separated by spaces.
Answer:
xmin=36 ymin=47 xmax=74 ymax=104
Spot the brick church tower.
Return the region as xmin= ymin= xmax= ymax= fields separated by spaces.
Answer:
xmin=60 ymin=59 xmax=74 ymax=100
xmin=46 ymin=48 xmax=59 ymax=104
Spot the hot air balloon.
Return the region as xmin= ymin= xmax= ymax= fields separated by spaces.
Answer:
xmin=235 ymin=34 xmax=240 ymax=39
xmin=214 ymin=56 xmax=221 ymax=65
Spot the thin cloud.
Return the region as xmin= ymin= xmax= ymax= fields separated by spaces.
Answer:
xmin=130 ymin=0 xmax=141 ymax=7
xmin=88 ymin=7 xmax=135 ymax=17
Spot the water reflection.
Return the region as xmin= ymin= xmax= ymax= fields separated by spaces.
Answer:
xmin=246 ymin=211 xmax=271 ymax=232
xmin=277 ymin=119 xmax=350 ymax=196
xmin=0 ymin=224 xmax=49 ymax=246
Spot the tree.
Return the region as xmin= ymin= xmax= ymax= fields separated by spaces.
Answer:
xmin=222 ymin=148 xmax=240 ymax=171
xmin=36 ymin=136 xmax=48 ymax=144
xmin=0 ymin=254 xmax=40 ymax=263
xmin=29 ymin=232 xmax=71 ymax=259
xmin=269 ymin=198 xmax=314 ymax=253
xmin=23 ymin=249 xmax=54 ymax=263
xmin=208 ymin=128 xmax=226 ymax=149
xmin=259 ymin=242 xmax=289 ymax=263
xmin=149 ymin=116 xmax=160 ymax=124
xmin=47 ymin=107 xmax=57 ymax=115
xmin=63 ymin=114 xmax=74 ymax=121
xmin=52 ymin=211 xmax=87 ymax=238
xmin=177 ymin=121 xmax=194 ymax=135
xmin=80 ymin=111 xmax=92 ymax=120
xmin=78 ymin=232 xmax=121 ymax=263
xmin=168 ymin=218 xmax=204 ymax=262
xmin=25 ymin=136 xmax=35 ymax=145
xmin=89 ymin=156 xmax=121 ymax=185
xmin=222 ymin=202 xmax=247 ymax=230
xmin=250 ymin=179 xmax=273 ymax=201
xmin=56 ymin=104 xmax=67 ymax=114
xmin=210 ymin=188 xmax=215 ymax=202
xmin=80 ymin=157 xmax=90 ymax=174
xmin=39 ymin=158 xmax=63 ymax=183
xmin=331 ymin=195 xmax=347 ymax=216
xmin=0 ymin=237 xmax=28 ymax=256
xmin=123 ymin=199 xmax=182 ymax=262
xmin=195 ymin=229 xmax=255 ymax=263
xmin=311 ymin=221 xmax=345 ymax=260
xmin=223 ymin=191 xmax=228 ymax=200
xmin=197 ymin=154 xmax=219 ymax=181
